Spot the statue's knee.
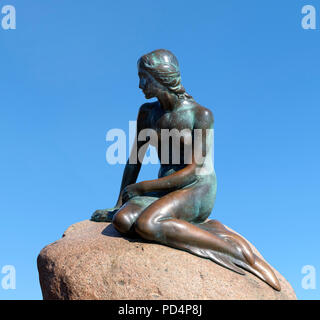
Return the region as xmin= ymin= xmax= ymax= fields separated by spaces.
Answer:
xmin=135 ymin=216 xmax=157 ymax=240
xmin=112 ymin=212 xmax=132 ymax=234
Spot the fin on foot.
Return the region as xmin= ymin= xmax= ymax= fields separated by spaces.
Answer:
xmin=187 ymin=246 xmax=245 ymax=275
xmin=235 ymin=255 xmax=281 ymax=291
xmin=195 ymin=219 xmax=281 ymax=291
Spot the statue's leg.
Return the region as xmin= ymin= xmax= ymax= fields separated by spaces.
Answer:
xmin=134 ymin=187 xmax=281 ymax=291
xmin=134 ymin=187 xmax=242 ymax=261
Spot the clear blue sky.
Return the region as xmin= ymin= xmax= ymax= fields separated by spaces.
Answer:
xmin=0 ymin=0 xmax=319 ymax=300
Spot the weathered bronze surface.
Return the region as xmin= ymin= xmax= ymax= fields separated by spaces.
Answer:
xmin=91 ymin=49 xmax=281 ymax=291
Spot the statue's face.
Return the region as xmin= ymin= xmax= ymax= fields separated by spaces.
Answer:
xmin=138 ymin=67 xmax=162 ymax=99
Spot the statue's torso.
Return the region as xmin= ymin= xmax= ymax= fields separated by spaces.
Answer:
xmin=140 ymin=101 xmax=216 ymax=188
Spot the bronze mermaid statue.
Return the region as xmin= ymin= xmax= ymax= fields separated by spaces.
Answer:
xmin=91 ymin=49 xmax=281 ymax=291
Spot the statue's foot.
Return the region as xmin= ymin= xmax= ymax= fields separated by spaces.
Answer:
xmin=91 ymin=208 xmax=119 ymax=222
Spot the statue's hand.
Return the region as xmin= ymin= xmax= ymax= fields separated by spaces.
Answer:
xmin=122 ymin=184 xmax=143 ymax=203
xmin=91 ymin=207 xmax=119 ymax=222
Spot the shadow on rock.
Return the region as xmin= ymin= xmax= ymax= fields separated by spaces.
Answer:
xmin=101 ymin=223 xmax=149 ymax=243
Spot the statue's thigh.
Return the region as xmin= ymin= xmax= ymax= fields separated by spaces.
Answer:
xmin=138 ymin=187 xmax=206 ymax=224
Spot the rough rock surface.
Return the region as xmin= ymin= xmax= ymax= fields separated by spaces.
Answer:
xmin=37 ymin=220 xmax=296 ymax=300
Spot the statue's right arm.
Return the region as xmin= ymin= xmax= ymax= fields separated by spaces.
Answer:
xmin=115 ymin=104 xmax=151 ymax=207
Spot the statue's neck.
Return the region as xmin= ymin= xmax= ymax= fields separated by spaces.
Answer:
xmin=157 ymin=91 xmax=180 ymax=112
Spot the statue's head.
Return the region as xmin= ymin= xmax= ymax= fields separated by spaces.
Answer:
xmin=137 ymin=49 xmax=191 ymax=100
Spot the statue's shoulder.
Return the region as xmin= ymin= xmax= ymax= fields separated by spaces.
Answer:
xmin=194 ymin=103 xmax=214 ymax=128
xmin=139 ymin=102 xmax=159 ymax=113
xmin=137 ymin=102 xmax=159 ymax=129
